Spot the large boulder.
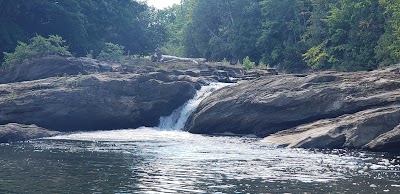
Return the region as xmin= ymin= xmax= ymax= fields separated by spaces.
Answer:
xmin=263 ymin=105 xmax=400 ymax=150
xmin=0 ymin=123 xmax=59 ymax=143
xmin=0 ymin=73 xmax=199 ymax=131
xmin=365 ymin=124 xmax=400 ymax=152
xmin=0 ymin=56 xmax=115 ymax=84
xmin=185 ymin=66 xmax=400 ymax=138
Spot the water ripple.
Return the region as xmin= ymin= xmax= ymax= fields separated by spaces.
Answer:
xmin=0 ymin=128 xmax=398 ymax=193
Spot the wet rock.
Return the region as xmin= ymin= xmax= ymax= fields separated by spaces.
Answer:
xmin=0 ymin=123 xmax=59 ymax=143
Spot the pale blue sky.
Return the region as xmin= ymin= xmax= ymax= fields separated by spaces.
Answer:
xmin=146 ymin=0 xmax=181 ymax=9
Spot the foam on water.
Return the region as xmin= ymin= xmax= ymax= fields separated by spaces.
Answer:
xmin=158 ymin=82 xmax=231 ymax=130
xmin=36 ymin=128 xmax=400 ymax=191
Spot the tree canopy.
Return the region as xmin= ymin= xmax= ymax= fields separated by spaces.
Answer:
xmin=159 ymin=0 xmax=400 ymax=72
xmin=0 ymin=0 xmax=166 ymax=61
xmin=2 ymin=0 xmax=400 ymax=72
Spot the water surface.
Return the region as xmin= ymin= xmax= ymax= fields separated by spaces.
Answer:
xmin=0 ymin=128 xmax=399 ymax=193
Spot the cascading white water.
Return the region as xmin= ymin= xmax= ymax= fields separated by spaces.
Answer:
xmin=158 ymin=82 xmax=231 ymax=130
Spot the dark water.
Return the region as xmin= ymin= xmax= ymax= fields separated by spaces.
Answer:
xmin=0 ymin=128 xmax=399 ymax=194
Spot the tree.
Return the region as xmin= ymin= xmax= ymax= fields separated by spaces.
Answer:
xmin=160 ymin=0 xmax=264 ymax=63
xmin=304 ymin=0 xmax=385 ymax=71
xmin=375 ymin=0 xmax=400 ymax=67
xmin=0 ymin=0 xmax=167 ymax=62
xmin=97 ymin=42 xmax=125 ymax=62
xmin=258 ymin=0 xmax=309 ymax=71
xmin=2 ymin=34 xmax=71 ymax=68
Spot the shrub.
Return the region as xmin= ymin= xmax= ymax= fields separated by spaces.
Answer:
xmin=242 ymin=56 xmax=256 ymax=70
xmin=97 ymin=42 xmax=125 ymax=62
xmin=222 ymin=58 xmax=229 ymax=66
xmin=2 ymin=35 xmax=71 ymax=68
xmin=86 ymin=50 xmax=94 ymax=59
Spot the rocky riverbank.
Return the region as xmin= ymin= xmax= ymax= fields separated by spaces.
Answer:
xmin=0 ymin=73 xmax=199 ymax=132
xmin=2 ymin=55 xmax=400 ymax=152
xmin=0 ymin=56 xmax=240 ymax=142
xmin=185 ymin=65 xmax=400 ymax=152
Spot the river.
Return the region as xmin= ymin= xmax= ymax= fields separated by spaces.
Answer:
xmin=0 ymin=83 xmax=399 ymax=193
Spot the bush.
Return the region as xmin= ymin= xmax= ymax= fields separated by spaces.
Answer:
xmin=242 ymin=56 xmax=256 ymax=70
xmin=97 ymin=42 xmax=125 ymax=62
xmin=2 ymin=35 xmax=71 ymax=68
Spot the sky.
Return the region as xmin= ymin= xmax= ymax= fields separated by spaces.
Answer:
xmin=146 ymin=0 xmax=181 ymax=10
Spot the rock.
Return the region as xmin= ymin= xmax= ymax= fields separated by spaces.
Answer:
xmin=0 ymin=73 xmax=199 ymax=132
xmin=0 ymin=56 xmax=115 ymax=84
xmin=161 ymin=55 xmax=207 ymax=64
xmin=0 ymin=123 xmax=59 ymax=143
xmin=266 ymin=68 xmax=278 ymax=75
xmin=214 ymin=65 xmax=245 ymax=78
xmin=365 ymin=124 xmax=400 ymax=152
xmin=263 ymin=105 xmax=400 ymax=150
xmin=185 ymin=70 xmax=400 ymax=138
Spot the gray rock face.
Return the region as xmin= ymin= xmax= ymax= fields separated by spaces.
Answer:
xmin=0 ymin=56 xmax=115 ymax=84
xmin=263 ymin=105 xmax=400 ymax=150
xmin=0 ymin=73 xmax=199 ymax=131
xmin=185 ymin=67 xmax=400 ymax=142
xmin=365 ymin=124 xmax=400 ymax=152
xmin=0 ymin=123 xmax=59 ymax=143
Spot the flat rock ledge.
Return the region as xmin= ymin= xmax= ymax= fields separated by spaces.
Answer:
xmin=185 ymin=65 xmax=400 ymax=152
xmin=263 ymin=105 xmax=400 ymax=152
xmin=0 ymin=123 xmax=60 ymax=143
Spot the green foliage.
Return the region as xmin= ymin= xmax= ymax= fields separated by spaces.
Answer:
xmin=86 ymin=50 xmax=94 ymax=59
xmin=161 ymin=0 xmax=263 ymax=62
xmin=257 ymin=0 xmax=309 ymax=72
xmin=303 ymin=0 xmax=385 ymax=71
xmin=222 ymin=58 xmax=229 ymax=66
xmin=0 ymin=0 xmax=166 ymax=61
xmin=97 ymin=43 xmax=125 ymax=62
xmin=242 ymin=56 xmax=256 ymax=70
xmin=2 ymin=0 xmax=400 ymax=72
xmin=160 ymin=0 xmax=400 ymax=72
xmin=303 ymin=40 xmax=330 ymax=70
xmin=156 ymin=65 xmax=166 ymax=71
xmin=375 ymin=0 xmax=400 ymax=67
xmin=9 ymin=90 xmax=17 ymax=100
xmin=2 ymin=34 xmax=71 ymax=68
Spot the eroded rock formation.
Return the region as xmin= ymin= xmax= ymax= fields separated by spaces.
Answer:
xmin=185 ymin=66 xmax=400 ymax=151
xmin=0 ymin=73 xmax=199 ymax=132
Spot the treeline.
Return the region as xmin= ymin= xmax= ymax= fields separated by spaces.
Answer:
xmin=2 ymin=0 xmax=400 ymax=72
xmin=159 ymin=0 xmax=400 ymax=72
xmin=0 ymin=0 xmax=166 ymax=60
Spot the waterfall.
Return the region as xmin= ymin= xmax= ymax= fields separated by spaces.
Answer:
xmin=158 ymin=82 xmax=231 ymax=131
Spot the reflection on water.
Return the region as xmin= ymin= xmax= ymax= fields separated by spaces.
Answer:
xmin=1 ymin=128 xmax=400 ymax=193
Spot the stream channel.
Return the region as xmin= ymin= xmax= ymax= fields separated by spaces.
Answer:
xmin=1 ymin=83 xmax=399 ymax=193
